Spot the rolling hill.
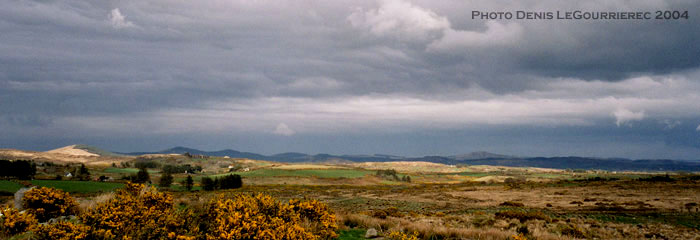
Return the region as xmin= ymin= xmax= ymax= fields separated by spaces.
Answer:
xmin=122 ymin=147 xmax=700 ymax=171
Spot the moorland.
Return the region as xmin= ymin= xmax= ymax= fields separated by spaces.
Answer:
xmin=1 ymin=145 xmax=700 ymax=239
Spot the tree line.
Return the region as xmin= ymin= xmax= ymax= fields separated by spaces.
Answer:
xmin=201 ymin=174 xmax=242 ymax=191
xmin=0 ymin=160 xmax=36 ymax=180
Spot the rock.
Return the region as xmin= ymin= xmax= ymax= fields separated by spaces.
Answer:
xmin=365 ymin=228 xmax=378 ymax=238
xmin=14 ymin=187 xmax=33 ymax=210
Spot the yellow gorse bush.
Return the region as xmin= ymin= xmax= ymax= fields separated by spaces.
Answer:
xmin=288 ymin=199 xmax=338 ymax=239
xmin=205 ymin=193 xmax=338 ymax=240
xmin=388 ymin=230 xmax=420 ymax=240
xmin=32 ymin=220 xmax=90 ymax=240
xmin=22 ymin=187 xmax=78 ymax=222
xmin=3 ymin=183 xmax=338 ymax=240
xmin=80 ymin=182 xmax=195 ymax=240
xmin=0 ymin=206 xmax=38 ymax=236
xmin=205 ymin=193 xmax=315 ymax=240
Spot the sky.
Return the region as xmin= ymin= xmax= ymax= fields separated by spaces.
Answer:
xmin=1 ymin=0 xmax=700 ymax=159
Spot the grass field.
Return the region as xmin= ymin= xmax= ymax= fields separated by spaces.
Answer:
xmin=0 ymin=180 xmax=124 ymax=194
xmin=30 ymin=180 xmax=124 ymax=193
xmin=103 ymin=167 xmax=160 ymax=174
xmin=0 ymin=180 xmax=24 ymax=193
xmin=337 ymin=229 xmax=366 ymax=240
xmin=215 ymin=169 xmax=375 ymax=179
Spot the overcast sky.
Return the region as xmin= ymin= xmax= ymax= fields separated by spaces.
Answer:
xmin=1 ymin=0 xmax=700 ymax=159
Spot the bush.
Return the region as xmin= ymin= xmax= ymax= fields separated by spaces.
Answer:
xmin=499 ymin=201 xmax=525 ymax=207
xmin=201 ymin=174 xmax=243 ymax=191
xmin=22 ymin=187 xmax=78 ymax=222
xmin=288 ymin=199 xmax=338 ymax=239
xmin=638 ymin=174 xmax=674 ymax=182
xmin=471 ymin=214 xmax=496 ymax=227
xmin=559 ymin=224 xmax=586 ymax=238
xmin=73 ymin=164 xmax=91 ymax=181
xmin=134 ymin=160 xmax=160 ymax=169
xmin=2 ymin=183 xmax=336 ymax=240
xmin=376 ymin=169 xmax=400 ymax=181
xmin=183 ymin=175 xmax=194 ymax=191
xmin=373 ymin=207 xmax=404 ymax=219
xmin=204 ymin=193 xmax=337 ymax=240
xmin=0 ymin=206 xmax=37 ymax=236
xmin=388 ymin=230 xmax=420 ymax=240
xmin=159 ymin=171 xmax=174 ymax=188
xmin=218 ymin=174 xmax=242 ymax=189
xmin=136 ymin=167 xmax=150 ymax=183
xmin=201 ymin=177 xmax=216 ymax=191
xmin=495 ymin=210 xmax=551 ymax=223
xmin=32 ymin=220 xmax=90 ymax=240
xmin=80 ymin=182 xmax=194 ymax=239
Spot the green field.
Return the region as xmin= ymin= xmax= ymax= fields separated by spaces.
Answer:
xmin=0 ymin=180 xmax=24 ymax=193
xmin=337 ymin=229 xmax=367 ymax=240
xmin=103 ymin=167 xmax=160 ymax=174
xmin=30 ymin=180 xmax=124 ymax=193
xmin=0 ymin=180 xmax=124 ymax=194
xmin=217 ymin=169 xmax=374 ymax=179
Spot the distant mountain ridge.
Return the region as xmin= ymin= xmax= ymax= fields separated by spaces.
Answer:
xmin=121 ymin=146 xmax=700 ymax=172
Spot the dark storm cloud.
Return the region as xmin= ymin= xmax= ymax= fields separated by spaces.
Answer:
xmin=2 ymin=0 xmax=700 ymax=157
xmin=3 ymin=0 xmax=699 ymax=104
xmin=514 ymin=18 xmax=700 ymax=80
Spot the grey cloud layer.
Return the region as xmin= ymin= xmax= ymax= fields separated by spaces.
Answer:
xmin=1 ymin=0 xmax=699 ymax=157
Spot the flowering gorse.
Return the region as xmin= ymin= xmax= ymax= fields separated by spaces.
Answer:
xmin=388 ymin=230 xmax=420 ymax=240
xmin=22 ymin=187 xmax=78 ymax=222
xmin=204 ymin=193 xmax=338 ymax=240
xmin=0 ymin=206 xmax=37 ymax=236
xmin=80 ymin=182 xmax=195 ymax=240
xmin=2 ymin=182 xmax=338 ymax=240
xmin=32 ymin=220 xmax=90 ymax=240
xmin=288 ymin=199 xmax=338 ymax=239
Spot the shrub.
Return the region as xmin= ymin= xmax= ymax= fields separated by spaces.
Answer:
xmin=134 ymin=160 xmax=160 ymax=169
xmin=204 ymin=193 xmax=332 ymax=240
xmin=73 ymin=164 xmax=91 ymax=181
xmin=471 ymin=214 xmax=495 ymax=227
xmin=160 ymin=171 xmax=174 ymax=188
xmin=136 ymin=167 xmax=150 ymax=183
xmin=495 ymin=210 xmax=550 ymax=223
xmin=218 ymin=174 xmax=242 ymax=189
xmin=183 ymin=175 xmax=194 ymax=191
xmin=376 ymin=169 xmax=400 ymax=181
xmin=288 ymin=199 xmax=338 ymax=239
xmin=638 ymin=174 xmax=674 ymax=182
xmin=201 ymin=174 xmax=243 ymax=191
xmin=373 ymin=207 xmax=404 ymax=219
xmin=22 ymin=187 xmax=78 ymax=222
xmin=80 ymin=182 xmax=194 ymax=239
xmin=559 ymin=224 xmax=586 ymax=238
xmin=201 ymin=177 xmax=216 ymax=191
xmin=499 ymin=201 xmax=525 ymax=207
xmin=388 ymin=230 xmax=420 ymax=240
xmin=32 ymin=220 xmax=90 ymax=240
xmin=0 ymin=206 xmax=37 ymax=236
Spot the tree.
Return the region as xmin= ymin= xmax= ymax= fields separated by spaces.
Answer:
xmin=219 ymin=174 xmax=242 ymax=189
xmin=1 ymin=160 xmax=36 ymax=180
xmin=135 ymin=167 xmax=150 ymax=183
xmin=159 ymin=172 xmax=174 ymax=188
xmin=184 ymin=175 xmax=194 ymax=191
xmin=75 ymin=164 xmax=91 ymax=181
xmin=201 ymin=177 xmax=215 ymax=191
xmin=201 ymin=175 xmax=242 ymax=191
